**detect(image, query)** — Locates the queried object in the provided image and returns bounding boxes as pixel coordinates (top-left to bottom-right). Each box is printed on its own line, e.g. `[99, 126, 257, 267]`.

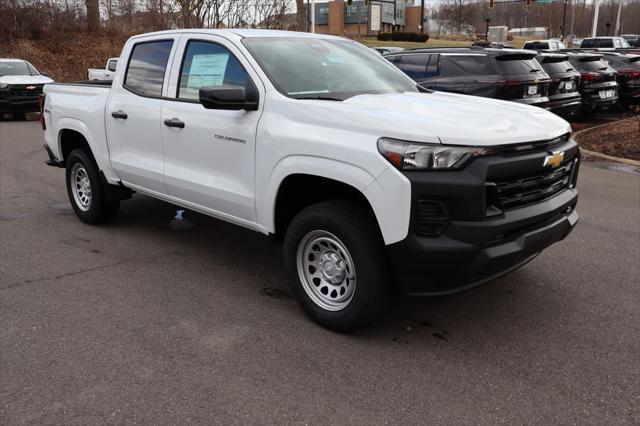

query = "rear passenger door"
[106, 37, 178, 194]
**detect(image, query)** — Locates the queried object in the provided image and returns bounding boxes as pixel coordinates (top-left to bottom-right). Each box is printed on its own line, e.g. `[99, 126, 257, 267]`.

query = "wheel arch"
[260, 156, 411, 245]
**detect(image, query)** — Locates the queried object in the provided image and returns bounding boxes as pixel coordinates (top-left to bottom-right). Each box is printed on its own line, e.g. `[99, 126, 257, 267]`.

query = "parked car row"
[383, 45, 639, 116]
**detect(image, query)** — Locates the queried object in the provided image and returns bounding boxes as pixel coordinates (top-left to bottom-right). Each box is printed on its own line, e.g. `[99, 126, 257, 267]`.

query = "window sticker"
[185, 53, 229, 97]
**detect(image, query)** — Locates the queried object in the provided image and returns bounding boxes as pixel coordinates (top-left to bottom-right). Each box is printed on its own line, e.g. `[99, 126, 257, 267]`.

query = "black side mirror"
[199, 82, 259, 111]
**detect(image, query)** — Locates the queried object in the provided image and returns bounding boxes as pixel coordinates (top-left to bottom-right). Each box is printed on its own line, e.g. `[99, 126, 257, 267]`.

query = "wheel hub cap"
[70, 164, 92, 212]
[296, 230, 356, 311]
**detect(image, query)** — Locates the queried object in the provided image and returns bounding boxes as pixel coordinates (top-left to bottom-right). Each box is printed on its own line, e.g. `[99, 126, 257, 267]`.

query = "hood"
[0, 75, 54, 85]
[340, 91, 570, 146]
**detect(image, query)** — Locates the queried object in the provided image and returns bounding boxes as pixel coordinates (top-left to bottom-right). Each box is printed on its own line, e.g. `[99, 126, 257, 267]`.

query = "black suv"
[535, 52, 582, 116]
[598, 52, 640, 105]
[564, 52, 619, 112]
[384, 48, 551, 109]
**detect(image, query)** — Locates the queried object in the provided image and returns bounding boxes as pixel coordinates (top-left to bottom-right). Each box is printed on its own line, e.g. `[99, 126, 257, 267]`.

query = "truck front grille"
[9, 84, 44, 97]
[490, 161, 575, 210]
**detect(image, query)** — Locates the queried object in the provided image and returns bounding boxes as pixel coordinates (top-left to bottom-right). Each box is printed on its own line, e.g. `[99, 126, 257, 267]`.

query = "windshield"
[576, 58, 611, 71]
[242, 37, 417, 100]
[0, 61, 37, 77]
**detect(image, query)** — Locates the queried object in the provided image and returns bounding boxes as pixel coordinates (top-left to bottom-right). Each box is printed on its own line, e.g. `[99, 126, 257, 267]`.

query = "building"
[312, 0, 419, 36]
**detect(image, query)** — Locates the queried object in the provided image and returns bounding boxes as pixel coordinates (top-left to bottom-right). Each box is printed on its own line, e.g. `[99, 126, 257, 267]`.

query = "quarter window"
[178, 41, 248, 100]
[398, 54, 429, 79]
[124, 40, 173, 97]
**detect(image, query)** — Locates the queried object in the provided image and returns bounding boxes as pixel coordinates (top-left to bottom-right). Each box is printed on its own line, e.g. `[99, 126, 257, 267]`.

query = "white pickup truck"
[87, 57, 118, 81]
[42, 29, 580, 331]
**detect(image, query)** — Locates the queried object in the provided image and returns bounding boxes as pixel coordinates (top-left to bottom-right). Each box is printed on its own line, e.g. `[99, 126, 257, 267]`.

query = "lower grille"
[490, 161, 574, 210]
[415, 200, 448, 236]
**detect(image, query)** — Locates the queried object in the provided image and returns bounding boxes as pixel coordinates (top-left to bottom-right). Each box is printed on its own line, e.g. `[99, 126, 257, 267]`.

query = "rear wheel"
[284, 201, 390, 332]
[65, 149, 119, 224]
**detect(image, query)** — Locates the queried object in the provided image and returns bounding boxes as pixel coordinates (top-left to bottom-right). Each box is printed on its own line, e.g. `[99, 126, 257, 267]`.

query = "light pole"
[420, 0, 425, 34]
[591, 0, 600, 37]
[485, 17, 491, 40]
[561, 0, 568, 41]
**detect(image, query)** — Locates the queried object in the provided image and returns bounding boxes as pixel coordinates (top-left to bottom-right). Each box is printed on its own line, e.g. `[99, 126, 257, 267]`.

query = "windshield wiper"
[529, 69, 541, 72]
[294, 96, 343, 101]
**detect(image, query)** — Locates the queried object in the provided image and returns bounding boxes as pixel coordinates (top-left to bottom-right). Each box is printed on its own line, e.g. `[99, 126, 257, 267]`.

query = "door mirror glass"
[199, 82, 258, 111]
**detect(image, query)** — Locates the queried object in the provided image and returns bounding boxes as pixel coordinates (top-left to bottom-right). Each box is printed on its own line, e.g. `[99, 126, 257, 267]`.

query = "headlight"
[377, 138, 488, 170]
[0, 83, 9, 89]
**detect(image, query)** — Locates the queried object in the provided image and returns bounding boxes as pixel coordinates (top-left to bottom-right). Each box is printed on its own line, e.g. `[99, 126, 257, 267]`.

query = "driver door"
[160, 36, 263, 223]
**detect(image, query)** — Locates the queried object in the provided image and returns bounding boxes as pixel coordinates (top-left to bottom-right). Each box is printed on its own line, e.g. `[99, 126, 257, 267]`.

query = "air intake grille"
[491, 161, 574, 209]
[415, 200, 448, 236]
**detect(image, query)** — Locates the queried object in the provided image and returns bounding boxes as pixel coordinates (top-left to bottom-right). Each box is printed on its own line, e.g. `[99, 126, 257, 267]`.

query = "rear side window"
[398, 54, 429, 79]
[124, 40, 174, 97]
[438, 55, 494, 77]
[177, 41, 249, 100]
[524, 41, 548, 50]
[581, 39, 613, 48]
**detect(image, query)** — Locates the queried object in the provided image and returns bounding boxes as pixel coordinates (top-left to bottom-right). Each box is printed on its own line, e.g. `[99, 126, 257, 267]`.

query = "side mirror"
[199, 82, 259, 111]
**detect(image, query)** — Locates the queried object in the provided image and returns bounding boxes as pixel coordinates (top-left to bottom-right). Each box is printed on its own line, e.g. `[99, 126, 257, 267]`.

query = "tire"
[13, 112, 26, 121]
[65, 149, 119, 224]
[284, 201, 390, 332]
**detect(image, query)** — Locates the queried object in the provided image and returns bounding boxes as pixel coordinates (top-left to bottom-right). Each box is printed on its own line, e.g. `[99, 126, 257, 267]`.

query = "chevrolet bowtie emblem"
[543, 151, 564, 168]
[26, 86, 36, 90]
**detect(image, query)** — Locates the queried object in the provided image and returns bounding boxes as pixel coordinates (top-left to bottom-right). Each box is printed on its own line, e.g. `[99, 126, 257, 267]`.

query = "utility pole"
[591, 0, 600, 37]
[561, 0, 568, 41]
[570, 0, 576, 38]
[311, 0, 315, 33]
[614, 0, 623, 36]
[420, 0, 425, 33]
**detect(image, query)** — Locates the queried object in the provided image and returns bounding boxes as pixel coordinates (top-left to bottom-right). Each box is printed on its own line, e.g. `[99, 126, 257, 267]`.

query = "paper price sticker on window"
[185, 53, 229, 97]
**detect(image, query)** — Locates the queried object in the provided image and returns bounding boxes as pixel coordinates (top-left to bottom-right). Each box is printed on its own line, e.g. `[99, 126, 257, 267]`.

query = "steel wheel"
[297, 230, 356, 311]
[70, 163, 92, 212]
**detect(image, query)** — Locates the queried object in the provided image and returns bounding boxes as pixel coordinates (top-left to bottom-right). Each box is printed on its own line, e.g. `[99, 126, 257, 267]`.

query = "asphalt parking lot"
[1, 118, 639, 424]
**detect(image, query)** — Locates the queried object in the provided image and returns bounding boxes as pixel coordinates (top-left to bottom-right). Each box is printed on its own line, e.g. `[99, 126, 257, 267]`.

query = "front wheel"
[284, 201, 390, 332]
[65, 149, 119, 224]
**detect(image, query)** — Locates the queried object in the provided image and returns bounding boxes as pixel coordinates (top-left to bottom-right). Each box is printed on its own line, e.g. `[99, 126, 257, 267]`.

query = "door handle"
[111, 110, 128, 119]
[164, 118, 185, 129]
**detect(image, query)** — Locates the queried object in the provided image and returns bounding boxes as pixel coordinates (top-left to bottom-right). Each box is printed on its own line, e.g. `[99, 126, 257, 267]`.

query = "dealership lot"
[1, 119, 639, 423]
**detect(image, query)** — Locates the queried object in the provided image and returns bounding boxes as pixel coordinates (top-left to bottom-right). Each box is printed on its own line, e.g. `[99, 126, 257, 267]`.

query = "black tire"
[65, 149, 119, 224]
[283, 201, 390, 332]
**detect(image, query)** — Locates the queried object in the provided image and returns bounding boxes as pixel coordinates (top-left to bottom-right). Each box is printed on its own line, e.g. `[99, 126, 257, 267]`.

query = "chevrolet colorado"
[42, 30, 580, 331]
[1, 58, 53, 118]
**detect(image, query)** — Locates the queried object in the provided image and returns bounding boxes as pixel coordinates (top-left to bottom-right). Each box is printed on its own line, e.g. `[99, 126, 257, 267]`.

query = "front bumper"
[0, 96, 40, 113]
[387, 138, 580, 297]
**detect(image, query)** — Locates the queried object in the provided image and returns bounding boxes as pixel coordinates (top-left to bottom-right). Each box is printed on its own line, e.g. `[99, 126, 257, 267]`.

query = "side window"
[178, 40, 248, 100]
[438, 56, 494, 77]
[124, 40, 173, 97]
[398, 54, 429, 79]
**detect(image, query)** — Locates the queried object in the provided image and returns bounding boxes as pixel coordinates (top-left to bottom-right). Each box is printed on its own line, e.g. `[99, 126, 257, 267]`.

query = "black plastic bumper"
[387, 138, 580, 297]
[548, 92, 582, 116]
[512, 96, 550, 109]
[0, 97, 40, 113]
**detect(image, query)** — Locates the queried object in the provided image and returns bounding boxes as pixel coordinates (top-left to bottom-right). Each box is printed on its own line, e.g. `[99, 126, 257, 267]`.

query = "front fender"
[258, 155, 411, 245]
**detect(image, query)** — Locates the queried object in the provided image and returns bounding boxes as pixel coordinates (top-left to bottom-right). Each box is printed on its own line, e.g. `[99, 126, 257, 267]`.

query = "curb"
[573, 117, 640, 167]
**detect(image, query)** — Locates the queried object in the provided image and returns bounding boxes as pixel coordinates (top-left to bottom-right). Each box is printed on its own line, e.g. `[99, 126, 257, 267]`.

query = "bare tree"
[85, 0, 100, 32]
